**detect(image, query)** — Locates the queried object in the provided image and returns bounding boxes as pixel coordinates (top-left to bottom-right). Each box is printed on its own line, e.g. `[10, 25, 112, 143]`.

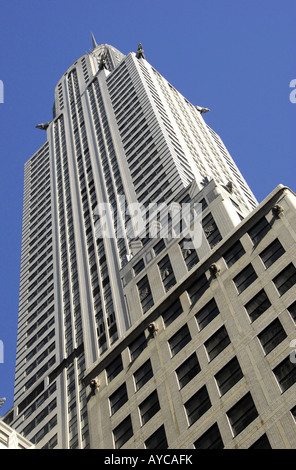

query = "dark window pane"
[179, 238, 199, 270]
[202, 213, 222, 248]
[113, 415, 133, 449]
[139, 390, 160, 425]
[158, 255, 176, 292]
[273, 264, 296, 296]
[195, 298, 219, 330]
[258, 319, 287, 354]
[169, 324, 191, 357]
[187, 273, 209, 305]
[244, 290, 271, 322]
[223, 240, 245, 268]
[233, 264, 257, 294]
[153, 239, 166, 255]
[162, 300, 183, 327]
[288, 301, 296, 322]
[109, 383, 128, 415]
[249, 434, 272, 449]
[145, 425, 168, 449]
[248, 217, 270, 245]
[106, 355, 123, 382]
[227, 393, 258, 437]
[129, 332, 147, 361]
[194, 423, 224, 449]
[133, 259, 145, 275]
[259, 239, 285, 269]
[176, 353, 201, 389]
[137, 275, 154, 313]
[290, 404, 296, 420]
[205, 325, 231, 361]
[134, 359, 153, 391]
[185, 385, 211, 426]
[273, 356, 296, 392]
[215, 356, 243, 395]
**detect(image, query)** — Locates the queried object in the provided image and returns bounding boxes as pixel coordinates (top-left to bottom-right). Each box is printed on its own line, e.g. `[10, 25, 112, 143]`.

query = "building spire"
[91, 31, 98, 50]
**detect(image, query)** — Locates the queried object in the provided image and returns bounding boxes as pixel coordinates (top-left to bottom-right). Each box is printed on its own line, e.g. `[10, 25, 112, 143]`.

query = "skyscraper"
[9, 38, 260, 449]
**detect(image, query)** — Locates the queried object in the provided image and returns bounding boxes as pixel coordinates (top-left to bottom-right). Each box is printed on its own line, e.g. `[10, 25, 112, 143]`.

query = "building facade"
[0, 419, 34, 449]
[84, 183, 296, 449]
[9, 37, 295, 450]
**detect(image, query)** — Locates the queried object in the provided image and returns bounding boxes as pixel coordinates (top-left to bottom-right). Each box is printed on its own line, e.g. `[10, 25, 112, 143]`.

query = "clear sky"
[0, 0, 295, 417]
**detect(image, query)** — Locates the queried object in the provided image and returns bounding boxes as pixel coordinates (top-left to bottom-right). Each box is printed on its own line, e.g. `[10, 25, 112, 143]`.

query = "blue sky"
[0, 0, 295, 417]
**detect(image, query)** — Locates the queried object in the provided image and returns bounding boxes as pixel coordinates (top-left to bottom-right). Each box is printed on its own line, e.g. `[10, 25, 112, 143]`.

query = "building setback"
[84, 183, 296, 449]
[5, 37, 296, 449]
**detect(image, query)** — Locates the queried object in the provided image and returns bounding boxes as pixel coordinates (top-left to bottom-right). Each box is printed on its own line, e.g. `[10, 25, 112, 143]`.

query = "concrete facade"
[84, 184, 296, 449]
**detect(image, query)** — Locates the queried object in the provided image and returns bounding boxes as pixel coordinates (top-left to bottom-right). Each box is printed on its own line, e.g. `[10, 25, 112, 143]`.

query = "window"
[259, 239, 285, 268]
[137, 275, 154, 313]
[176, 353, 201, 389]
[185, 385, 211, 426]
[223, 240, 245, 268]
[153, 239, 166, 255]
[113, 415, 133, 449]
[227, 392, 258, 437]
[205, 325, 231, 361]
[187, 273, 209, 305]
[158, 255, 176, 292]
[244, 289, 271, 322]
[134, 359, 153, 391]
[248, 217, 270, 245]
[139, 390, 160, 425]
[288, 300, 296, 322]
[133, 259, 145, 275]
[233, 264, 257, 294]
[194, 423, 224, 449]
[106, 355, 123, 382]
[273, 263, 296, 296]
[145, 425, 168, 449]
[195, 298, 220, 331]
[273, 356, 296, 392]
[109, 383, 128, 415]
[168, 324, 191, 357]
[129, 332, 147, 361]
[258, 319, 287, 355]
[290, 404, 296, 421]
[249, 434, 272, 449]
[215, 357, 243, 396]
[202, 213, 222, 248]
[162, 300, 183, 327]
[179, 238, 199, 270]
